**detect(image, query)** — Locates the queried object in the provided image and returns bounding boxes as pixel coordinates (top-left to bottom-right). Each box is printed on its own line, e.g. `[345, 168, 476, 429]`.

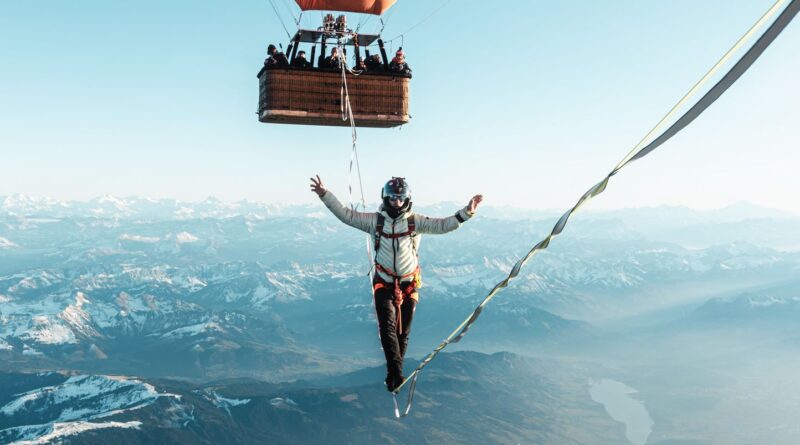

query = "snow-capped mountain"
[686, 282, 800, 327]
[1, 198, 799, 377]
[0, 352, 632, 445]
[0, 194, 320, 221]
[2, 199, 800, 444]
[0, 373, 178, 444]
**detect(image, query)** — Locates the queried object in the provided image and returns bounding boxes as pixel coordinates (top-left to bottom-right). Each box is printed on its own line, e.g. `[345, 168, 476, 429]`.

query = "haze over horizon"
[3, 192, 800, 218]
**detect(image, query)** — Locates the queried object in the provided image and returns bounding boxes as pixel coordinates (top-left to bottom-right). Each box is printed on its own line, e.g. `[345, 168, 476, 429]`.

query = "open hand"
[310, 175, 327, 197]
[468, 194, 483, 213]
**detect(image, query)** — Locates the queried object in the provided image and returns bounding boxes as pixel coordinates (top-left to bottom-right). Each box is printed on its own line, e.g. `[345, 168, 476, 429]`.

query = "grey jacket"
[320, 191, 474, 283]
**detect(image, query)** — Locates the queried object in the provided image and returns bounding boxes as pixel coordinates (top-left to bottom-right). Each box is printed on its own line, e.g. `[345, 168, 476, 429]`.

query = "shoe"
[385, 373, 406, 392]
[385, 373, 396, 392]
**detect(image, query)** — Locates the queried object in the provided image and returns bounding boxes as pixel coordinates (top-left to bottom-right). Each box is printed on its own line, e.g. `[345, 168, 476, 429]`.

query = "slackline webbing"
[390, 0, 799, 418]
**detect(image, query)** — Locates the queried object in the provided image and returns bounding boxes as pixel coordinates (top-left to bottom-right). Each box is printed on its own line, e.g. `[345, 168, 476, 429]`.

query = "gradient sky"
[1, 0, 798, 213]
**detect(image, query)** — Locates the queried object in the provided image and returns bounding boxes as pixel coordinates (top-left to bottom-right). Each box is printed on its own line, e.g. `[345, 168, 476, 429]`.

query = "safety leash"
[337, 43, 374, 276]
[391, 372, 418, 418]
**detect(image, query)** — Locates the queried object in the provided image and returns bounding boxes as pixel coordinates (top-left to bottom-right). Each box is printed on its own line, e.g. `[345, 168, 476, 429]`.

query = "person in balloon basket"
[324, 47, 342, 70]
[291, 50, 311, 69]
[365, 54, 385, 72]
[389, 48, 411, 76]
[310, 175, 483, 391]
[265, 44, 289, 67]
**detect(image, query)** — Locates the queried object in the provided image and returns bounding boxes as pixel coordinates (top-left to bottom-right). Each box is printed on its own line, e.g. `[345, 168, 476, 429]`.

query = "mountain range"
[2, 196, 799, 443]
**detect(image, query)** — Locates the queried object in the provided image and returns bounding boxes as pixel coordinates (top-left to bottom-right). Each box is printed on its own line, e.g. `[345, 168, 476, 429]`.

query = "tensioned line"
[390, 0, 799, 418]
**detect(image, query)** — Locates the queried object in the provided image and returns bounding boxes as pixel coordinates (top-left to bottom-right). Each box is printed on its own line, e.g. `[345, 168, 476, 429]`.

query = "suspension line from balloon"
[279, 0, 300, 26]
[267, 0, 293, 39]
[384, 0, 454, 43]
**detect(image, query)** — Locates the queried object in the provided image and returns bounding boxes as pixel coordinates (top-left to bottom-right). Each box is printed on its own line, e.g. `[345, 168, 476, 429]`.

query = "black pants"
[374, 285, 417, 378]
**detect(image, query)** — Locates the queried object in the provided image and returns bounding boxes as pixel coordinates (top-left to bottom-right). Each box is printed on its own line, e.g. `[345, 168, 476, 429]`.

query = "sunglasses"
[387, 194, 407, 202]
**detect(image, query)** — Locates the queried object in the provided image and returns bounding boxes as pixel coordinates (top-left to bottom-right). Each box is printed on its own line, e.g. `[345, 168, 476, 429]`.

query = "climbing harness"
[372, 213, 420, 334]
[373, 214, 417, 253]
[373, 264, 418, 334]
[388, 0, 800, 418]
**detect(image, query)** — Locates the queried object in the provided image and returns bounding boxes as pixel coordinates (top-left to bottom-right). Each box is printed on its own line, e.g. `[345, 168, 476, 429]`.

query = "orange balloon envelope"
[294, 0, 396, 15]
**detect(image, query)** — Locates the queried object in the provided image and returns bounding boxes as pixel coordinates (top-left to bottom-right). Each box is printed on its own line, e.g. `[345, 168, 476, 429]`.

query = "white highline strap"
[390, 0, 798, 418]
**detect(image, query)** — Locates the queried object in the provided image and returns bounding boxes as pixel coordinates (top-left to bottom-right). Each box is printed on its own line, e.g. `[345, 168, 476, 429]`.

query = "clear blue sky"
[1, 0, 798, 213]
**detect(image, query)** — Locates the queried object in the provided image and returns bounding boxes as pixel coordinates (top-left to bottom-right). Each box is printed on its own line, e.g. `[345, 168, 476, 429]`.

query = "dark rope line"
[384, 0, 453, 43]
[267, 0, 293, 39]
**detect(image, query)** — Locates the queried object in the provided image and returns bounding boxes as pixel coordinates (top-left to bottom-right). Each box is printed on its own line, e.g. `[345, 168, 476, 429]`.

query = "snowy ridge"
[8, 420, 142, 445]
[198, 389, 250, 416]
[175, 231, 199, 244]
[0, 237, 19, 249]
[161, 320, 225, 338]
[0, 375, 178, 444]
[748, 295, 800, 307]
[5, 272, 64, 295]
[685, 284, 800, 326]
[0, 375, 171, 417]
[0, 194, 319, 220]
[10, 293, 99, 346]
[269, 397, 298, 408]
[119, 234, 160, 243]
[264, 272, 311, 303]
[0, 287, 211, 351]
[57, 293, 100, 339]
[19, 316, 76, 345]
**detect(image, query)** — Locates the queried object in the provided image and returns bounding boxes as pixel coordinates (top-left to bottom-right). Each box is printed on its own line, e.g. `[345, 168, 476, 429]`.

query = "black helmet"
[382, 177, 411, 201]
[382, 177, 412, 215]
[267, 44, 277, 54]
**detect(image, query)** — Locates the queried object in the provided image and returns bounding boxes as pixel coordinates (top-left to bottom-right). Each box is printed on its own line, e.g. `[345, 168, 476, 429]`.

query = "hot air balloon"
[257, 0, 410, 128]
[295, 0, 396, 15]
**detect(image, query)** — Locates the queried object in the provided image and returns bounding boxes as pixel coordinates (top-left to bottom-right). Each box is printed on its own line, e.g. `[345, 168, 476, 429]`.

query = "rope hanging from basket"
[336, 43, 373, 272]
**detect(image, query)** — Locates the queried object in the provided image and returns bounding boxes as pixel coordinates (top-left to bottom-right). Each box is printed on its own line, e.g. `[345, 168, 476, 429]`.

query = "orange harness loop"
[374, 264, 419, 335]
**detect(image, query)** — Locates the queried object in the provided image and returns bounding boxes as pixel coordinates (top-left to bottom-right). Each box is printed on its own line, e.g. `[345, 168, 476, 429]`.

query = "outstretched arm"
[416, 194, 483, 234]
[310, 175, 375, 234]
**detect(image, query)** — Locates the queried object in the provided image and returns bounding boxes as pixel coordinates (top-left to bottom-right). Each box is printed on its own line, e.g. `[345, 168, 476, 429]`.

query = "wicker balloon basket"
[258, 68, 410, 128]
